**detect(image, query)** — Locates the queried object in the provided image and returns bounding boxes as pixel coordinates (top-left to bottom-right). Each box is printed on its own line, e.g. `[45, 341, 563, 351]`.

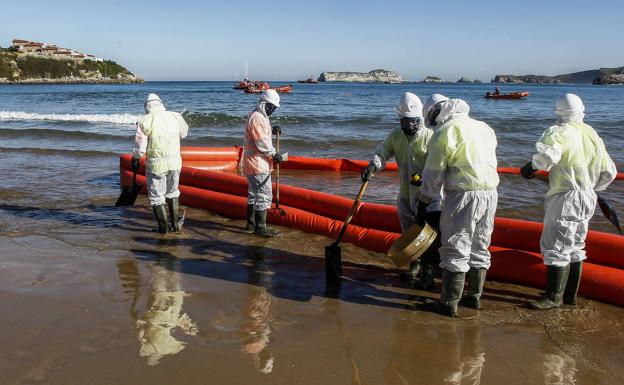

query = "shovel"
[274, 130, 287, 216]
[325, 175, 372, 282]
[115, 170, 142, 207]
[597, 195, 622, 235]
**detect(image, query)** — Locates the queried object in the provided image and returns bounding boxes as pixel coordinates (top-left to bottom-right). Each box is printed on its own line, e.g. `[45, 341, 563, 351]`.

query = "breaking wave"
[0, 111, 141, 124]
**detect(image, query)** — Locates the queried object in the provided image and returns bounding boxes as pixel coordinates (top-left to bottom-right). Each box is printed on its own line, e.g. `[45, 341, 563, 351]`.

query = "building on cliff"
[11, 39, 103, 62]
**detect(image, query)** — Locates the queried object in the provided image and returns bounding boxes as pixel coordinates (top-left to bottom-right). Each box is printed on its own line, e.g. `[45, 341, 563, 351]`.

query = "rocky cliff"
[318, 69, 402, 82]
[493, 67, 624, 84]
[0, 48, 142, 84]
[593, 73, 624, 85]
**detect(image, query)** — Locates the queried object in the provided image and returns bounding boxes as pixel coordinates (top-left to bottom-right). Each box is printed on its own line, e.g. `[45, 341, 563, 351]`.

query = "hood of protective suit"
[256, 100, 270, 118]
[422, 94, 449, 120]
[436, 99, 470, 125]
[396, 92, 423, 118]
[145, 95, 166, 114]
[555, 93, 585, 124]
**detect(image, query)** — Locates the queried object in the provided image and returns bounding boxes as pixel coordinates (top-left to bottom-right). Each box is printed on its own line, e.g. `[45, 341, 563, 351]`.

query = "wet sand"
[2, 198, 624, 385]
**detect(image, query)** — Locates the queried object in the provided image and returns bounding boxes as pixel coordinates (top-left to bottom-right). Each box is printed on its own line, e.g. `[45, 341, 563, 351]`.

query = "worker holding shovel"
[361, 92, 439, 289]
[241, 89, 284, 237]
[520, 93, 617, 310]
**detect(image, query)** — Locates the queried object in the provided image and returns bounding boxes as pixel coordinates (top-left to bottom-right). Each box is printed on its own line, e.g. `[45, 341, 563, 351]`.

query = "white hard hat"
[555, 93, 584, 116]
[423, 93, 450, 120]
[261, 89, 280, 107]
[395, 92, 423, 118]
[145, 93, 162, 104]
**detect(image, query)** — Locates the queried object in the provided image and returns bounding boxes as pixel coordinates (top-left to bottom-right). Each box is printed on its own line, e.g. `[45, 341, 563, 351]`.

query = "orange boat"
[273, 84, 293, 93]
[245, 84, 292, 94]
[242, 82, 271, 93]
[119, 147, 624, 308]
[485, 91, 529, 99]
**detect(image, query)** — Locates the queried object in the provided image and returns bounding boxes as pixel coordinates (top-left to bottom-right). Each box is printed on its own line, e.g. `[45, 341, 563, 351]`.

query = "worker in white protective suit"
[520, 93, 616, 310]
[133, 93, 189, 234]
[361, 92, 438, 289]
[417, 99, 499, 317]
[241, 89, 283, 237]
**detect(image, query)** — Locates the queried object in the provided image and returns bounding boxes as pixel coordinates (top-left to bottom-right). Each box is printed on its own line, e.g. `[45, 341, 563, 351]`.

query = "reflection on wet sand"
[240, 247, 274, 374]
[543, 350, 577, 385]
[118, 258, 198, 366]
[384, 319, 485, 385]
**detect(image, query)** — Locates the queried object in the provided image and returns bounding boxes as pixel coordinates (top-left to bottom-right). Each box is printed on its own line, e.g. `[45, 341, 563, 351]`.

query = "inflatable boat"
[119, 147, 624, 307]
[485, 91, 529, 99]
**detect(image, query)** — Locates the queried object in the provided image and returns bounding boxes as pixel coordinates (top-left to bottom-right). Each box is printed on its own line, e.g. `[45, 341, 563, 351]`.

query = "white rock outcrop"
[318, 69, 402, 82]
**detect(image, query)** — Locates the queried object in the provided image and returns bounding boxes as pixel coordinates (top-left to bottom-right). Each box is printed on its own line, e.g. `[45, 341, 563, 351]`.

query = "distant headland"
[493, 67, 624, 85]
[0, 39, 142, 84]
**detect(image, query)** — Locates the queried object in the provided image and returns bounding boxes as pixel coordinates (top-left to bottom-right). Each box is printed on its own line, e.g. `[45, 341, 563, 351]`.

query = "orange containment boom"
[120, 147, 624, 307]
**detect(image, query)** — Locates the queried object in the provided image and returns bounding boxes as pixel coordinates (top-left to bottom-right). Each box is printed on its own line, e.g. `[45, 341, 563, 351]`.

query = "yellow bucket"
[387, 223, 438, 267]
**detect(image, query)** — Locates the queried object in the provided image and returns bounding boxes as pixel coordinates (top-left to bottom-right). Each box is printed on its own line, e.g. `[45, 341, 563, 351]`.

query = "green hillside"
[0, 47, 141, 83]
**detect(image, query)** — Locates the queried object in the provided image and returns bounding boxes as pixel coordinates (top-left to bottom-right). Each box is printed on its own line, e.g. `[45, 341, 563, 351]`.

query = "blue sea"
[0, 81, 622, 232]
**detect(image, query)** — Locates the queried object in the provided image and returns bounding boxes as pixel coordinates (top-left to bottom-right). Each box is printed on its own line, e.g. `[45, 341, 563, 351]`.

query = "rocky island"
[493, 67, 624, 84]
[318, 69, 402, 83]
[0, 39, 142, 84]
[423, 76, 447, 83]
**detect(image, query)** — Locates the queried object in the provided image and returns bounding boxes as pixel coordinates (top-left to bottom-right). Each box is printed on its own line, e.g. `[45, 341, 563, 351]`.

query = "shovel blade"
[598, 195, 623, 234]
[324, 244, 342, 281]
[115, 184, 142, 207]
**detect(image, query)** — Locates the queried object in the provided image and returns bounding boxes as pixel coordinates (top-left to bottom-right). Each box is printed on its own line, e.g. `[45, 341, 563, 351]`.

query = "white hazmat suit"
[420, 99, 499, 273]
[368, 92, 437, 232]
[531, 93, 616, 267]
[133, 94, 189, 206]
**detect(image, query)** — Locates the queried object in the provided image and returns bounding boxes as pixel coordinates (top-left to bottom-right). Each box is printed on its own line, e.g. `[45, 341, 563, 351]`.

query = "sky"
[1, 0, 623, 81]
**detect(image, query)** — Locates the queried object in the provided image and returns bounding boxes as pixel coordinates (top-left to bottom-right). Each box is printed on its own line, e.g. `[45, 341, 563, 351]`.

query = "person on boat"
[132, 93, 189, 234]
[361, 92, 438, 289]
[520, 93, 616, 310]
[417, 99, 499, 317]
[242, 89, 283, 237]
[494, 86, 501, 95]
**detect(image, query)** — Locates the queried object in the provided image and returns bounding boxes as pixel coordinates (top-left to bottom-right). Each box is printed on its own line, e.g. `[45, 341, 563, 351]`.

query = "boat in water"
[244, 84, 293, 94]
[297, 75, 318, 84]
[119, 147, 624, 307]
[485, 91, 529, 99]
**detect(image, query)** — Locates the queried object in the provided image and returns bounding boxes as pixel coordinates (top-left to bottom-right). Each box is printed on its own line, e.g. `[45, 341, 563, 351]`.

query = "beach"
[1, 82, 624, 384]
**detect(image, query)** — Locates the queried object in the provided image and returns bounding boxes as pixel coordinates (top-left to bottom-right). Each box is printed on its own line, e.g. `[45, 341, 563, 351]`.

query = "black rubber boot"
[529, 265, 569, 310]
[151, 204, 169, 234]
[419, 262, 436, 291]
[460, 267, 487, 309]
[399, 260, 421, 285]
[563, 261, 583, 305]
[166, 198, 180, 232]
[253, 210, 279, 238]
[245, 204, 256, 232]
[420, 269, 465, 318]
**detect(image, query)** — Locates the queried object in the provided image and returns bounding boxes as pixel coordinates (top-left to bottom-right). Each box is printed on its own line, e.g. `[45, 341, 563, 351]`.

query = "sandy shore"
[1, 199, 623, 385]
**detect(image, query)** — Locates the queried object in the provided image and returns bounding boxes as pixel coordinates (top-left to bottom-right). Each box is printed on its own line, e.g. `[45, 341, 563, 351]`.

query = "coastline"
[0, 77, 143, 85]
